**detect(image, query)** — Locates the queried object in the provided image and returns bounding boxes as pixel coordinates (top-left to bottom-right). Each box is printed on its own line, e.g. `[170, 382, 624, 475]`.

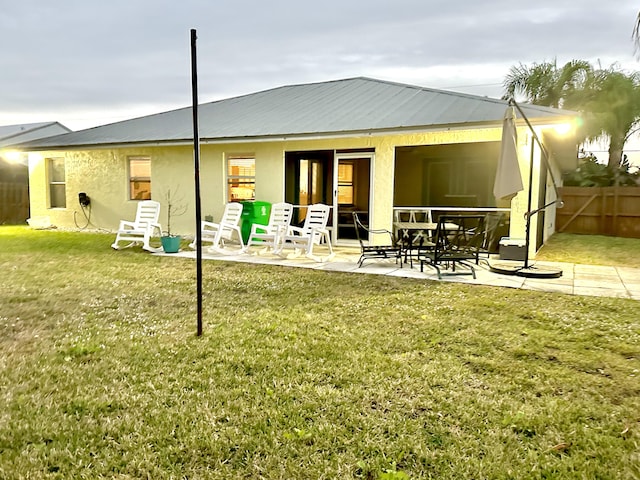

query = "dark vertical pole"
[191, 29, 203, 336]
[523, 139, 535, 269]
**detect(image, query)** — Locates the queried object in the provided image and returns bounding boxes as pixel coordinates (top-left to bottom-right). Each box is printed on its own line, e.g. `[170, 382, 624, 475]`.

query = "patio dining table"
[393, 221, 459, 266]
[394, 221, 459, 239]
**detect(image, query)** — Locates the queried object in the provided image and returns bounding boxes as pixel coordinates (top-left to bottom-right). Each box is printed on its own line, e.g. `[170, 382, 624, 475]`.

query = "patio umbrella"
[489, 101, 562, 279]
[493, 106, 524, 201]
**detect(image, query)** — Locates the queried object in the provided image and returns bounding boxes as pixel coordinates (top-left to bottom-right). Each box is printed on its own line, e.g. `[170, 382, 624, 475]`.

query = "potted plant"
[160, 186, 188, 253]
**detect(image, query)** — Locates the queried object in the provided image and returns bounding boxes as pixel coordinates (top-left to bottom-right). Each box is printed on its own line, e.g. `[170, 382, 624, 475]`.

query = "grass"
[0, 226, 639, 479]
[536, 232, 640, 268]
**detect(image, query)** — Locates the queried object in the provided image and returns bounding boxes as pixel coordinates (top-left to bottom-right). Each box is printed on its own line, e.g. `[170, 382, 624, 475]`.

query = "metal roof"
[16, 77, 577, 150]
[0, 122, 72, 148]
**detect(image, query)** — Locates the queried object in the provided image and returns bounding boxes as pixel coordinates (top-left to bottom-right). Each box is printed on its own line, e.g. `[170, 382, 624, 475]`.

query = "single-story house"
[14, 77, 579, 254]
[1, 122, 71, 224]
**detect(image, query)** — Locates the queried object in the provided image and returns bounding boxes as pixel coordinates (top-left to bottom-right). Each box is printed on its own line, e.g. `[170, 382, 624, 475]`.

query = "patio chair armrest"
[368, 227, 397, 245]
[149, 222, 162, 235]
[118, 220, 135, 230]
[306, 227, 332, 244]
[287, 225, 305, 236]
[201, 220, 220, 231]
[250, 222, 269, 235]
[313, 227, 331, 237]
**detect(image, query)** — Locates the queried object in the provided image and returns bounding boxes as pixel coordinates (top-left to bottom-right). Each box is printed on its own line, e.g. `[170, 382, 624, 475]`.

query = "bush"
[563, 154, 640, 187]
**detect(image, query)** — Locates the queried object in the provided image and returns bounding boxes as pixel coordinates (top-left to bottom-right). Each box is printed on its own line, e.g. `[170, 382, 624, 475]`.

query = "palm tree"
[503, 61, 640, 169]
[576, 68, 640, 168]
[502, 59, 591, 108]
[633, 12, 640, 56]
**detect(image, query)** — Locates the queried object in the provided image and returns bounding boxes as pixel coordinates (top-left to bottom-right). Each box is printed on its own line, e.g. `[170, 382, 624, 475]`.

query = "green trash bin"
[239, 201, 271, 243]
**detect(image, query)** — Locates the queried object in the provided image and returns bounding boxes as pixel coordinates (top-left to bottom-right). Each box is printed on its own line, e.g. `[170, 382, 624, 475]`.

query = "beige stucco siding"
[27, 123, 566, 252]
[27, 143, 288, 235]
[29, 149, 129, 229]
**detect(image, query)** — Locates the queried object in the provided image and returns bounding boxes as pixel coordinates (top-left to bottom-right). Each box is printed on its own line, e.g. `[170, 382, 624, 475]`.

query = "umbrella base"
[488, 261, 563, 278]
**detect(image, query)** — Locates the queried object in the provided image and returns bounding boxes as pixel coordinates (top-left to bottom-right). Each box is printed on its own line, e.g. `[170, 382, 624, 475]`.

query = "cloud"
[1, 0, 638, 129]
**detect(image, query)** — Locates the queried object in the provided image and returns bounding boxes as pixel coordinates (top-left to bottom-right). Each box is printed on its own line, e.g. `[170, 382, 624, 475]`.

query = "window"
[337, 161, 354, 204]
[48, 158, 66, 208]
[227, 155, 255, 202]
[129, 156, 151, 200]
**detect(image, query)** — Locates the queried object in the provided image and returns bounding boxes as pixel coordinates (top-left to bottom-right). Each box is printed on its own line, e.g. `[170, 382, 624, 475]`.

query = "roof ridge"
[353, 77, 577, 114]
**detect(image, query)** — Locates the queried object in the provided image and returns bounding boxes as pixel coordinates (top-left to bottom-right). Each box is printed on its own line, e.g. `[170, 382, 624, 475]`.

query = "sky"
[1, 0, 639, 143]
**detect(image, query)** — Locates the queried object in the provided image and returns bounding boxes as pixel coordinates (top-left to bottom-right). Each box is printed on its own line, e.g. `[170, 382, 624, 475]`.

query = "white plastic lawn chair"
[189, 202, 245, 254]
[244, 202, 294, 254]
[111, 200, 162, 252]
[279, 203, 334, 262]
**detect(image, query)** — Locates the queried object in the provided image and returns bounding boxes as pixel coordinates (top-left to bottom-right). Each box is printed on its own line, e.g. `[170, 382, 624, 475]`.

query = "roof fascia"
[18, 116, 575, 151]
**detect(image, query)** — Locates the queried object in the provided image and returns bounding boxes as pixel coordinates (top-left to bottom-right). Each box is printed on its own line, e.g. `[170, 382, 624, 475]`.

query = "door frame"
[284, 150, 334, 225]
[332, 151, 374, 244]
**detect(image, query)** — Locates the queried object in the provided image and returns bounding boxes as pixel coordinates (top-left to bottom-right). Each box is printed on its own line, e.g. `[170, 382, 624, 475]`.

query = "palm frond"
[633, 11, 640, 57]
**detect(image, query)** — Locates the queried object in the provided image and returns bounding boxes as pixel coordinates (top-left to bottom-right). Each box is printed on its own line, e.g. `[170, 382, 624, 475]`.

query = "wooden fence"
[557, 186, 640, 238]
[0, 182, 29, 224]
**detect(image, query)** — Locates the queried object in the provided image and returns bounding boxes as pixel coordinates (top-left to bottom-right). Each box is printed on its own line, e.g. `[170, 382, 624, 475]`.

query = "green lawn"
[536, 232, 640, 268]
[1, 226, 639, 479]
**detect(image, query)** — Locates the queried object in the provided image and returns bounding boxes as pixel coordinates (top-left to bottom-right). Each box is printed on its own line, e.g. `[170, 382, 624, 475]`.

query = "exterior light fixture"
[554, 123, 572, 135]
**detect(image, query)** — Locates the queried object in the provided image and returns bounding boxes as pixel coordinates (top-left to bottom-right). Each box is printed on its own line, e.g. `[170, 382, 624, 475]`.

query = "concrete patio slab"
[156, 248, 639, 301]
[573, 286, 631, 299]
[521, 282, 575, 295]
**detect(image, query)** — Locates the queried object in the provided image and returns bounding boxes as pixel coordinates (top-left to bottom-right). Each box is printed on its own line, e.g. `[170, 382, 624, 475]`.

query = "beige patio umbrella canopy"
[493, 106, 524, 201]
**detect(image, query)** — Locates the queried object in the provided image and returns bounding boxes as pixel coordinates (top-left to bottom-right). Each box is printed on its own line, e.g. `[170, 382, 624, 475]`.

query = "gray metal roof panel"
[16, 77, 577, 150]
[0, 122, 72, 147]
[0, 122, 61, 139]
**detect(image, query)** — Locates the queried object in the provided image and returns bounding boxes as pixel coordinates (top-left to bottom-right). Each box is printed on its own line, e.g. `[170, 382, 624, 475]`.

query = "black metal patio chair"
[418, 215, 486, 279]
[481, 212, 505, 257]
[353, 212, 402, 268]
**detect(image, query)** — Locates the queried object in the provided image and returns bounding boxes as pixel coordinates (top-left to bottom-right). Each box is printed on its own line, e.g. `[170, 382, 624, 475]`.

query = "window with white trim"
[48, 157, 66, 208]
[227, 155, 255, 202]
[129, 156, 151, 200]
[337, 161, 355, 205]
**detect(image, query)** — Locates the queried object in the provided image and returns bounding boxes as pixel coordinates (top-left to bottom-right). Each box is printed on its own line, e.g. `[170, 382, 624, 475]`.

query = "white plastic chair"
[189, 202, 245, 254]
[111, 200, 162, 252]
[279, 203, 334, 262]
[244, 202, 294, 254]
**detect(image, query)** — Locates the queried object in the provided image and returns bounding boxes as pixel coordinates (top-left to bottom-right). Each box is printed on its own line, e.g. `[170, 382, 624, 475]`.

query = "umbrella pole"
[523, 139, 535, 269]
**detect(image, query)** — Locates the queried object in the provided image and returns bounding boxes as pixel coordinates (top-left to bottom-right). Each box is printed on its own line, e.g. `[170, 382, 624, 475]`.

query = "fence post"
[601, 187, 606, 235]
[613, 187, 619, 237]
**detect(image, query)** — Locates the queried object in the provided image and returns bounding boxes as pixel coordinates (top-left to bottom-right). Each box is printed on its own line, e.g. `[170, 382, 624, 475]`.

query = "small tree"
[162, 186, 188, 237]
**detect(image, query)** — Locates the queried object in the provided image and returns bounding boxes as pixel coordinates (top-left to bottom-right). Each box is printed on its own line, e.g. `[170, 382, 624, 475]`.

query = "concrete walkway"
[158, 246, 640, 301]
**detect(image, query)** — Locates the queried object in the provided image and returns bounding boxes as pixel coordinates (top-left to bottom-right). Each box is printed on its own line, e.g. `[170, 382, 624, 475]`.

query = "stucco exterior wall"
[507, 131, 533, 252]
[27, 143, 287, 235]
[506, 127, 567, 258]
[27, 123, 566, 251]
